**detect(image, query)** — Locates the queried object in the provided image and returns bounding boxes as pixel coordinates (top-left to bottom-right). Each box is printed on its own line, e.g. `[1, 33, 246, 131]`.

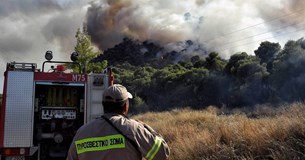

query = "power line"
[213, 26, 305, 53]
[203, 7, 305, 44]
[209, 20, 305, 51]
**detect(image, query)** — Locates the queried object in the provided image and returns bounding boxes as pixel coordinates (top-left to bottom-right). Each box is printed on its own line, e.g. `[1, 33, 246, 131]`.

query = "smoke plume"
[86, 0, 305, 59]
[1, 0, 305, 93]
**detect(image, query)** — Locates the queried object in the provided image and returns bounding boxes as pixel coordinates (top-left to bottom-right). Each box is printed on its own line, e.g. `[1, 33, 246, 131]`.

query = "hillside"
[133, 103, 305, 160]
[90, 37, 305, 112]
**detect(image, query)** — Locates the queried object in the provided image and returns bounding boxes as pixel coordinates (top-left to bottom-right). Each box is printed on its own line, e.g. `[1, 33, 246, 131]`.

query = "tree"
[254, 41, 281, 72]
[225, 52, 249, 76]
[269, 39, 305, 102]
[204, 52, 226, 72]
[69, 27, 107, 73]
[225, 52, 269, 106]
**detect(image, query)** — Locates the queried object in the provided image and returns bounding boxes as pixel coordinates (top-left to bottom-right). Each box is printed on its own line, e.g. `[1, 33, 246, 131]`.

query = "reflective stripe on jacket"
[66, 113, 170, 160]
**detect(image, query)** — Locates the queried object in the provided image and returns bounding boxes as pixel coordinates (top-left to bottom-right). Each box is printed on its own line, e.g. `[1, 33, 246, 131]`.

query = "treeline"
[92, 37, 305, 113]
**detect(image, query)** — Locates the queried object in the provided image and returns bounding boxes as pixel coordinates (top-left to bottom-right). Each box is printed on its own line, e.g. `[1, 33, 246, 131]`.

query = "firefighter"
[66, 84, 170, 160]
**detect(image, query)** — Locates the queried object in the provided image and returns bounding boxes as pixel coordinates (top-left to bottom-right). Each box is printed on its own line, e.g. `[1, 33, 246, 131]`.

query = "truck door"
[3, 71, 35, 148]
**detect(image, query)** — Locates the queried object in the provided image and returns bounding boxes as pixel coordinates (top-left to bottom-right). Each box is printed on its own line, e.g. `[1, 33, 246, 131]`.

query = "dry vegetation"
[133, 103, 305, 160]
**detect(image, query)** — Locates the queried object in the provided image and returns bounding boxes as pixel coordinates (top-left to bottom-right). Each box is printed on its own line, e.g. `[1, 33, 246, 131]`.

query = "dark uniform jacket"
[66, 113, 170, 160]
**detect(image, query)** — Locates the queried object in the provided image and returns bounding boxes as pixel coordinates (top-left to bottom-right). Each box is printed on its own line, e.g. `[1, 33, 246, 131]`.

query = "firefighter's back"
[67, 113, 170, 160]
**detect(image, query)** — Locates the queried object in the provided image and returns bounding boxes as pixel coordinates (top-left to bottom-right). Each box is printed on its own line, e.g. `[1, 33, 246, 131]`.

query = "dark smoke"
[86, 0, 305, 59]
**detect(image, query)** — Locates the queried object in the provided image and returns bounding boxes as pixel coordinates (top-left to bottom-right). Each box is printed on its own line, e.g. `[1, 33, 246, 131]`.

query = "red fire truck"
[0, 51, 113, 160]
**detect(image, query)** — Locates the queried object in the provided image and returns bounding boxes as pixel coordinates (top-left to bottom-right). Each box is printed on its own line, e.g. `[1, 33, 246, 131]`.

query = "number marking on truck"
[72, 75, 86, 82]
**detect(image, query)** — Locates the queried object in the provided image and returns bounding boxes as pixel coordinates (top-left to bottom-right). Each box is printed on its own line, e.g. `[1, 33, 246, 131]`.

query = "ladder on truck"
[7, 62, 37, 71]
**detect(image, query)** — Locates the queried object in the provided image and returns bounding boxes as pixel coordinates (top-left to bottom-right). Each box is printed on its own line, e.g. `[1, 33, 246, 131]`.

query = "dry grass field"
[133, 103, 305, 160]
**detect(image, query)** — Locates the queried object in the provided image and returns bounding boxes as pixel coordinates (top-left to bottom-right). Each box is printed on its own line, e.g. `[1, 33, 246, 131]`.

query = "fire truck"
[0, 51, 113, 160]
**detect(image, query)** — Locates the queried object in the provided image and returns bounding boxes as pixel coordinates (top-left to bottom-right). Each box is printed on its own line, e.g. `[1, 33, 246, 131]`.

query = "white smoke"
[86, 0, 305, 59]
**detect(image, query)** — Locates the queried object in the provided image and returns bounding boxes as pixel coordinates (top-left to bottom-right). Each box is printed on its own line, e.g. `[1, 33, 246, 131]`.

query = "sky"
[1, 0, 305, 93]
